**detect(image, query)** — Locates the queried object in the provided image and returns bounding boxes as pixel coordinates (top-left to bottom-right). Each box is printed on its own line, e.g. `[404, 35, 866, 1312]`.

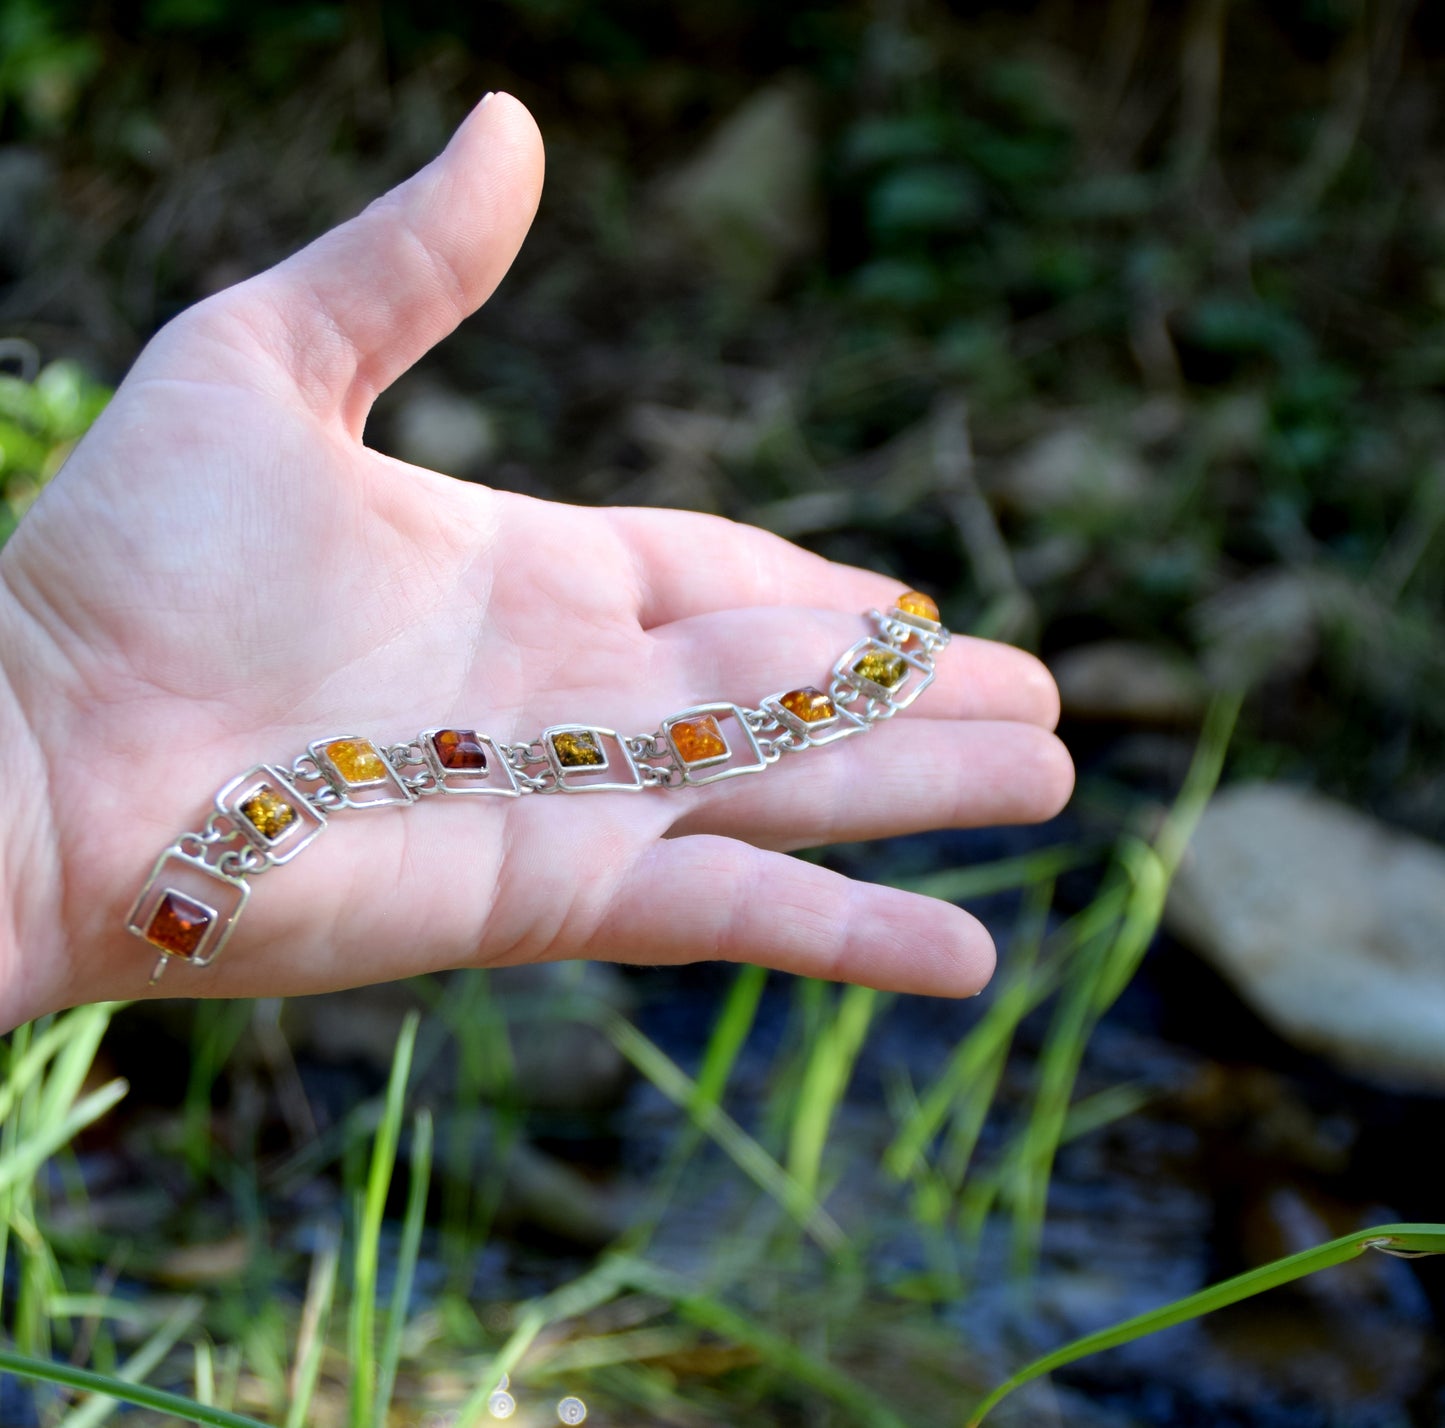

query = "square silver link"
[833, 638, 936, 709]
[761, 692, 870, 745]
[542, 725, 643, 791]
[662, 703, 767, 785]
[419, 729, 520, 797]
[217, 764, 327, 862]
[309, 735, 415, 808]
[126, 849, 250, 968]
[874, 607, 950, 657]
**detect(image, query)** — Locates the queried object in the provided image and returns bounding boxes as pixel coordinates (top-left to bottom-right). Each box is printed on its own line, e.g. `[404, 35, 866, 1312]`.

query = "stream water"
[623, 822, 1445, 1428]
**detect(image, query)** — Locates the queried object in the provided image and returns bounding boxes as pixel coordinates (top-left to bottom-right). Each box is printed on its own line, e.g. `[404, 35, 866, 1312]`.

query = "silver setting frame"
[663, 703, 767, 785]
[543, 725, 643, 792]
[217, 764, 326, 863]
[886, 603, 944, 635]
[833, 638, 936, 709]
[873, 607, 950, 657]
[420, 728, 520, 797]
[125, 849, 250, 968]
[761, 691, 869, 746]
[309, 736, 415, 808]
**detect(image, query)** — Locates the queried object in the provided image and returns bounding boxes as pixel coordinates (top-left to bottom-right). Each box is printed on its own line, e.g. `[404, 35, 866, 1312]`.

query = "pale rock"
[392, 384, 497, 476]
[1051, 640, 1207, 723]
[655, 81, 820, 297]
[1165, 783, 1445, 1090]
[999, 425, 1150, 514]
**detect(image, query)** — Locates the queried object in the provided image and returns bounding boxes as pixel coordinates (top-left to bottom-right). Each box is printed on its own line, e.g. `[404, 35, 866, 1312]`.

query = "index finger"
[606, 505, 922, 630]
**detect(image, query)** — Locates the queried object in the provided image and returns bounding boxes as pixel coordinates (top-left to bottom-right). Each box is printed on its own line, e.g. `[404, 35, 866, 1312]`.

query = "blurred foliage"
[0, 351, 110, 546]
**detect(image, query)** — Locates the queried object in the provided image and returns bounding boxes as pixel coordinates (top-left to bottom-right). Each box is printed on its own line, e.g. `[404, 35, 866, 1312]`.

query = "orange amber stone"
[896, 590, 940, 622]
[779, 686, 836, 724]
[853, 650, 907, 689]
[240, 785, 296, 840]
[145, 891, 212, 959]
[670, 714, 729, 764]
[433, 728, 488, 772]
[325, 739, 388, 785]
[552, 730, 605, 767]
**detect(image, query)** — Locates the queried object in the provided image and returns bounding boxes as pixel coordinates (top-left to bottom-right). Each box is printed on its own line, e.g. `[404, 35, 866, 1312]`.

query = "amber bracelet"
[126, 592, 949, 984]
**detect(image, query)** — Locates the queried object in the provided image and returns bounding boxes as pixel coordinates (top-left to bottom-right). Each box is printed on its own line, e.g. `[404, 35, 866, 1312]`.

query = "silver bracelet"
[126, 592, 949, 984]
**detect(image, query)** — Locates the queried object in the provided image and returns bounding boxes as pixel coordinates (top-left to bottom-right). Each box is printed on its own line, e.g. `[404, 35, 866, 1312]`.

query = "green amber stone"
[853, 650, 907, 689]
[552, 730, 605, 767]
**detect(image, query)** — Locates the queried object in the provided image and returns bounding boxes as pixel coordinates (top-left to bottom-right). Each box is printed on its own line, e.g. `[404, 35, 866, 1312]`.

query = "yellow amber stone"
[325, 738, 389, 786]
[779, 686, 836, 724]
[670, 714, 728, 764]
[240, 785, 297, 840]
[896, 590, 940, 622]
[853, 650, 907, 689]
[552, 730, 605, 767]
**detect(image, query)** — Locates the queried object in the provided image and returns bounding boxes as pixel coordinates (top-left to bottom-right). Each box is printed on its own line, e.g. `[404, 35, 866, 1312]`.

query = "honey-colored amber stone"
[853, 650, 907, 689]
[239, 785, 297, 841]
[552, 730, 605, 767]
[433, 728, 488, 772]
[146, 891, 212, 959]
[325, 739, 388, 786]
[896, 590, 940, 622]
[779, 686, 836, 724]
[670, 714, 729, 764]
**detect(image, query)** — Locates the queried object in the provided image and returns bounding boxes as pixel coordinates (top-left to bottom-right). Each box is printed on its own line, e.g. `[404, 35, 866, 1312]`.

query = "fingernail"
[479, 91, 496, 107]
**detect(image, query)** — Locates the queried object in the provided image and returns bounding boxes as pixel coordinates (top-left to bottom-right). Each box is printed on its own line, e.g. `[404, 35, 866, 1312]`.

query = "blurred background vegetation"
[2, 1, 1444, 1425]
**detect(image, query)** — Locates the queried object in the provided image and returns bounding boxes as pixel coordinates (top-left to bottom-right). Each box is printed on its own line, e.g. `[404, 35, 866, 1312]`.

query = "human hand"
[0, 94, 1072, 1030]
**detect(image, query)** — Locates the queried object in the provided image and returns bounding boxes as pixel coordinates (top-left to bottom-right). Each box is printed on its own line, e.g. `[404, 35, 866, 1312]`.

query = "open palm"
[0, 95, 1071, 1028]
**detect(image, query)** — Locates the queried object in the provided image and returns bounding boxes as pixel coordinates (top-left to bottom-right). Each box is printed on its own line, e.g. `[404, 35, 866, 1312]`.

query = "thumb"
[156, 92, 545, 435]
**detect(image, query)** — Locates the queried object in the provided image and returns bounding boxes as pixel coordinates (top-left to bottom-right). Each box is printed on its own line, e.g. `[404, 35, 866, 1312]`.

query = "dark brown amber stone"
[552, 730, 605, 767]
[433, 728, 489, 772]
[146, 891, 213, 959]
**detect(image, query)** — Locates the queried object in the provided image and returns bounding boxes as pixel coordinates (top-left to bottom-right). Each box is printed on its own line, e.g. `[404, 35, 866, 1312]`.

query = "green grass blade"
[888, 845, 1091, 903]
[374, 1107, 433, 1428]
[601, 1012, 845, 1253]
[624, 964, 772, 1258]
[966, 1223, 1445, 1426]
[787, 984, 878, 1199]
[38, 1005, 120, 1134]
[0, 1347, 270, 1428]
[1010, 691, 1241, 1274]
[0, 1013, 94, 1127]
[285, 1219, 341, 1428]
[887, 882, 1052, 1184]
[348, 1009, 419, 1428]
[194, 1338, 215, 1407]
[0, 1079, 128, 1198]
[694, 963, 767, 1109]
[184, 1001, 255, 1180]
[55, 1295, 202, 1428]
[621, 1258, 912, 1428]
[456, 1256, 635, 1428]
[45, 1295, 192, 1327]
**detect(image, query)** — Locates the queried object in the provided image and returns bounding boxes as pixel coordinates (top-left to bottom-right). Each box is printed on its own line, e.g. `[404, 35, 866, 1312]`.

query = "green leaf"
[966, 1223, 1445, 1425]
